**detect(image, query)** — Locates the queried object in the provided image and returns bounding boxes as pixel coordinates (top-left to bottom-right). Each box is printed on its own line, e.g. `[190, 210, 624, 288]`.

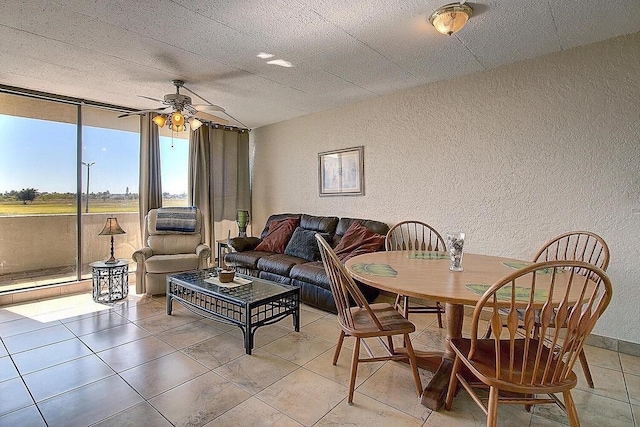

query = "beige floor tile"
[0, 316, 61, 338]
[299, 303, 329, 316]
[316, 391, 424, 427]
[97, 336, 176, 372]
[120, 351, 209, 399]
[149, 371, 250, 426]
[261, 331, 334, 365]
[134, 310, 198, 335]
[182, 333, 246, 369]
[11, 338, 92, 375]
[214, 348, 298, 394]
[0, 343, 6, 358]
[528, 414, 568, 426]
[411, 326, 448, 352]
[3, 324, 75, 354]
[356, 361, 432, 421]
[63, 310, 129, 336]
[0, 308, 23, 323]
[427, 390, 532, 427]
[0, 405, 46, 426]
[23, 354, 115, 402]
[257, 368, 347, 426]
[632, 404, 639, 426]
[533, 388, 634, 426]
[0, 355, 19, 382]
[155, 320, 226, 349]
[37, 375, 143, 427]
[0, 377, 34, 417]
[205, 396, 302, 427]
[627, 373, 639, 406]
[572, 364, 630, 403]
[303, 345, 384, 389]
[300, 317, 342, 343]
[92, 402, 172, 427]
[582, 344, 622, 371]
[115, 300, 166, 322]
[622, 353, 640, 376]
[79, 322, 150, 353]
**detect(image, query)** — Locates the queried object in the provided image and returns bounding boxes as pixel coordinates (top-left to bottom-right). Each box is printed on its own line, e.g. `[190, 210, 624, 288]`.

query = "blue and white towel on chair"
[156, 207, 197, 232]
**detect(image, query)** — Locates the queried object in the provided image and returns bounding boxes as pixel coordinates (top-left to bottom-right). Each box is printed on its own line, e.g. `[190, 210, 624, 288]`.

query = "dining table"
[345, 250, 587, 410]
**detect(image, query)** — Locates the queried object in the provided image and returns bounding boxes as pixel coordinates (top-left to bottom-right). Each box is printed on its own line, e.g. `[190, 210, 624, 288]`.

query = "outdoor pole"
[82, 162, 95, 213]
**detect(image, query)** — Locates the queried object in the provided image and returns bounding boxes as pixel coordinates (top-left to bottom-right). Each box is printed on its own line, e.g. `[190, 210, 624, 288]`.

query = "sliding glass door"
[0, 92, 141, 292]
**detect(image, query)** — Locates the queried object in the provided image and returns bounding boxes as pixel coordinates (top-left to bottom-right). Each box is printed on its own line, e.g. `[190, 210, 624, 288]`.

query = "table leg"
[420, 303, 464, 410]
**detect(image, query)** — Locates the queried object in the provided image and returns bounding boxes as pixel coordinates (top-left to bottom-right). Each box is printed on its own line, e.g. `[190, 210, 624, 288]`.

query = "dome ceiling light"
[429, 2, 473, 36]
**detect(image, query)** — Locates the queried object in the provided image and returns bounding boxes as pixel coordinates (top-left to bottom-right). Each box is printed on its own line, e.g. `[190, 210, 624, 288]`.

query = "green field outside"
[0, 199, 188, 215]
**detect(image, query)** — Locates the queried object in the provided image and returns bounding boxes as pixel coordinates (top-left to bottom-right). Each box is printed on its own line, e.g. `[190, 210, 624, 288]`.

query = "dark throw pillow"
[284, 227, 330, 261]
[254, 217, 300, 253]
[334, 221, 386, 262]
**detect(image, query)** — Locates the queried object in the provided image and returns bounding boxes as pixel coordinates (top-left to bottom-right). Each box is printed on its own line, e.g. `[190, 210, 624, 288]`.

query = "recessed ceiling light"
[267, 59, 294, 68]
[257, 52, 274, 59]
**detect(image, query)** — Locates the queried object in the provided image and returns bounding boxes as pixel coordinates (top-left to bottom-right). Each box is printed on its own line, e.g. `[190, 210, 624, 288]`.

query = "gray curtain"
[138, 113, 162, 292]
[189, 124, 250, 250]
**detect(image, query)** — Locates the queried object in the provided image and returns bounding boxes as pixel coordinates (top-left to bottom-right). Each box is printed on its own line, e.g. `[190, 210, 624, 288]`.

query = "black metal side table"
[90, 260, 129, 303]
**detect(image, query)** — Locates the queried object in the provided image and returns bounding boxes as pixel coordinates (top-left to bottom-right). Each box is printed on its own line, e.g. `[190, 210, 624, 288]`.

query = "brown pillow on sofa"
[334, 221, 386, 262]
[255, 217, 300, 253]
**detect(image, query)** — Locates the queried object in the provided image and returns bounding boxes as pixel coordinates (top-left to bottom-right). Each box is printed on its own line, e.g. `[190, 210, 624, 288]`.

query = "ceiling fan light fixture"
[189, 117, 203, 131]
[152, 114, 167, 127]
[170, 111, 185, 127]
[429, 2, 473, 36]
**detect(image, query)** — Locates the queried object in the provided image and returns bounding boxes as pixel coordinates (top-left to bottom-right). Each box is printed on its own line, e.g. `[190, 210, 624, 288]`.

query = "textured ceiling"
[1, 0, 639, 129]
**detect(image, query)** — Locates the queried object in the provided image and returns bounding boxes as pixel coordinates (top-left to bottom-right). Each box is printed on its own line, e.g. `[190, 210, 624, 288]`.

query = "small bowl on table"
[218, 269, 236, 283]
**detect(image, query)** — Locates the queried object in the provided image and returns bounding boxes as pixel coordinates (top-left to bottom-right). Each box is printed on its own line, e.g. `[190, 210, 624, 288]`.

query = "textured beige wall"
[251, 32, 640, 344]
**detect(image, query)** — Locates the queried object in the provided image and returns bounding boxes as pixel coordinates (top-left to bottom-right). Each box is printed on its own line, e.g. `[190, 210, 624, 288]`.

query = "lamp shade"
[189, 117, 203, 131]
[171, 111, 185, 127]
[152, 114, 167, 127]
[99, 217, 126, 236]
[429, 3, 472, 36]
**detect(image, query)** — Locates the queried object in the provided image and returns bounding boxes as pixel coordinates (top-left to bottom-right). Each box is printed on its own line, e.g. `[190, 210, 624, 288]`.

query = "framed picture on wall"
[318, 146, 364, 196]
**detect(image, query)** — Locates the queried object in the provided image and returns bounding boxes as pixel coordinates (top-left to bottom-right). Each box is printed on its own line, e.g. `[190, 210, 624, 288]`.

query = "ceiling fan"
[118, 79, 244, 130]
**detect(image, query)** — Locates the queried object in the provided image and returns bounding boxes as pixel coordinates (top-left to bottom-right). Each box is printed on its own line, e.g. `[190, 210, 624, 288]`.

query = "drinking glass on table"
[446, 232, 465, 271]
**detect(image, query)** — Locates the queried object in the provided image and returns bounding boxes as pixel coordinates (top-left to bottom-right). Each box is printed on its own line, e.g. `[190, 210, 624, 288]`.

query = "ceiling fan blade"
[181, 84, 221, 109]
[117, 107, 168, 118]
[193, 104, 225, 112]
[138, 95, 165, 103]
[194, 111, 229, 125]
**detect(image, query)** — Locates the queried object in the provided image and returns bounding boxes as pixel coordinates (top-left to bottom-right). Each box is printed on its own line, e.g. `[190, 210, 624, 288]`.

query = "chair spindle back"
[385, 221, 446, 252]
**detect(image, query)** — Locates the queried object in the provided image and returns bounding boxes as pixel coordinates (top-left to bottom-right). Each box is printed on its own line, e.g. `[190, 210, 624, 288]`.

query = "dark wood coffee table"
[166, 268, 300, 354]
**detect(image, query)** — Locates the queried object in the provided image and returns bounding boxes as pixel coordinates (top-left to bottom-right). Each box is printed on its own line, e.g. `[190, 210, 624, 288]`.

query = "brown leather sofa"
[224, 213, 389, 313]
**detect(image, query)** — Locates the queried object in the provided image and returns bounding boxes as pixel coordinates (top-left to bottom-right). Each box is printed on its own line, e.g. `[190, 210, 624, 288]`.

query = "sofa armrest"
[227, 237, 261, 252]
[132, 247, 153, 265]
[196, 244, 212, 268]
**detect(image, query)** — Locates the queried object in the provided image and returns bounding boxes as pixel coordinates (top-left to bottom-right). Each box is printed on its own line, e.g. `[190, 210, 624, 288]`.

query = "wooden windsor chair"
[315, 233, 423, 404]
[446, 260, 612, 426]
[385, 221, 446, 327]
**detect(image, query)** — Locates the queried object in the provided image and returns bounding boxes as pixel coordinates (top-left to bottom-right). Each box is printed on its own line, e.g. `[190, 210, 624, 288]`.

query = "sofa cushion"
[333, 217, 389, 247]
[259, 214, 301, 239]
[333, 221, 386, 262]
[145, 253, 200, 274]
[284, 228, 330, 261]
[300, 214, 339, 234]
[257, 253, 307, 276]
[255, 217, 300, 253]
[225, 250, 274, 269]
[147, 234, 201, 255]
[290, 261, 331, 291]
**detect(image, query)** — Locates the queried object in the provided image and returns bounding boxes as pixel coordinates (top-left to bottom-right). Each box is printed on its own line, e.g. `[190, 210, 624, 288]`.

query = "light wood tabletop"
[345, 251, 589, 410]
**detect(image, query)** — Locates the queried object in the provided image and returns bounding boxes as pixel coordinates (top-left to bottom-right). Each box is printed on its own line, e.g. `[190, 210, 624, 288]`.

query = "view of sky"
[0, 115, 189, 195]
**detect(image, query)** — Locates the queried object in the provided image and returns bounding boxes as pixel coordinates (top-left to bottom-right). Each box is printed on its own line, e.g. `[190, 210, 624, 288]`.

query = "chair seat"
[450, 338, 577, 394]
[345, 302, 416, 337]
[145, 253, 200, 274]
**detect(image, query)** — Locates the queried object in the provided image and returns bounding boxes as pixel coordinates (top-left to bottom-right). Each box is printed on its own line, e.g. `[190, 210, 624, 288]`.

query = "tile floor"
[0, 289, 638, 427]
